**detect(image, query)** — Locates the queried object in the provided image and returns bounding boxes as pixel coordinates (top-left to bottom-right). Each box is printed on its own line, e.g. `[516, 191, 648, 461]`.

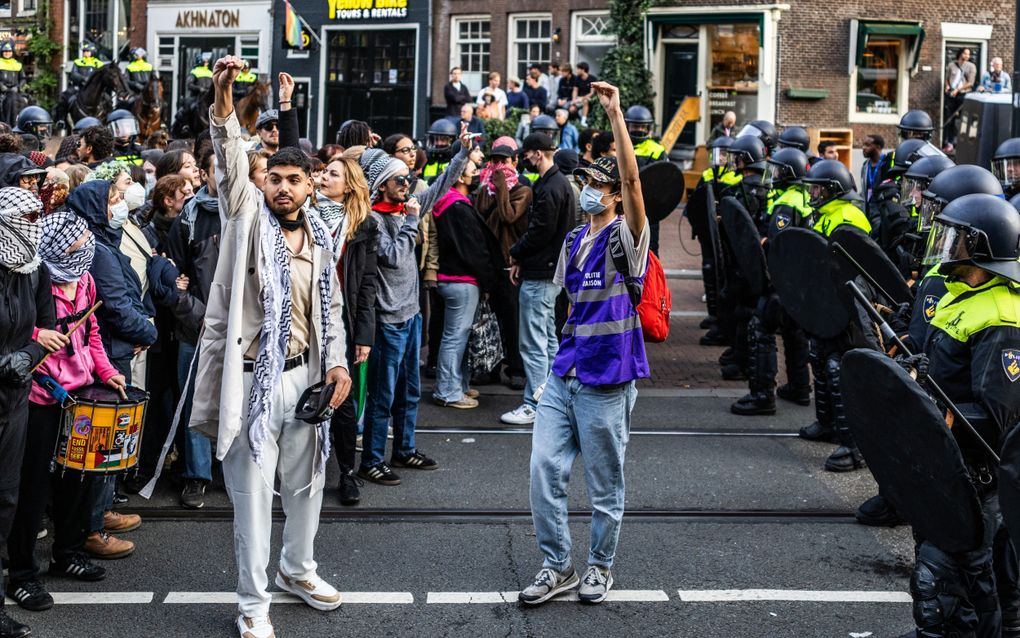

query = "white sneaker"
[237, 615, 275, 638]
[500, 404, 537, 425]
[275, 571, 342, 611]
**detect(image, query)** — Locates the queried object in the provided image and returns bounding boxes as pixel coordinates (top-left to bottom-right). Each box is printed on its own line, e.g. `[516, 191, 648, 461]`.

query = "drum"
[55, 385, 148, 473]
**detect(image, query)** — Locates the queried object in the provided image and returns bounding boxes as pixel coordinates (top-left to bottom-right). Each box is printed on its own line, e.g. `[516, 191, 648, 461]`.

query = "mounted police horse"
[171, 85, 213, 139]
[132, 75, 164, 139]
[237, 80, 270, 134]
[64, 64, 129, 128]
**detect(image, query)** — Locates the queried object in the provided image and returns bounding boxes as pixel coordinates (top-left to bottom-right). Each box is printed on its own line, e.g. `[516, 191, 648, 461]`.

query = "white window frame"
[18, 0, 37, 17]
[570, 10, 614, 73]
[507, 13, 552, 81]
[449, 14, 490, 94]
[848, 33, 909, 125]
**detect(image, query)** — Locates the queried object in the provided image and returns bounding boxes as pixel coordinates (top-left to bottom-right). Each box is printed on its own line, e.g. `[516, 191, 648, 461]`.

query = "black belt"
[243, 350, 308, 373]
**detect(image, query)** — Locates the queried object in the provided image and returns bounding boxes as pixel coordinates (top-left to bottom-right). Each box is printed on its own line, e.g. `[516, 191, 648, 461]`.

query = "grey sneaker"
[518, 567, 579, 605]
[578, 565, 613, 604]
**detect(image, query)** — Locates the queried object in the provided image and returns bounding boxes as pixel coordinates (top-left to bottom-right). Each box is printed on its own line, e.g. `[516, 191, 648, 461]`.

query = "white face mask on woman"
[109, 201, 130, 229]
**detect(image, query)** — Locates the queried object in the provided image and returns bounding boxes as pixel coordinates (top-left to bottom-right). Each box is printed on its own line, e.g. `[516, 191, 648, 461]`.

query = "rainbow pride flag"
[284, 0, 304, 50]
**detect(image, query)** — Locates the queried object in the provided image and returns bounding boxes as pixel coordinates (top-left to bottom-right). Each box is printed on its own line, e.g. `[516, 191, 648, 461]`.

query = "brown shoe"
[103, 511, 141, 533]
[84, 531, 135, 559]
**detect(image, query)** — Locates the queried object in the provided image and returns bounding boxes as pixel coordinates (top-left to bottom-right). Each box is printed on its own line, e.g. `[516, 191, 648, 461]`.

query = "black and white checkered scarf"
[0, 187, 43, 274]
[40, 212, 94, 283]
[247, 203, 335, 478]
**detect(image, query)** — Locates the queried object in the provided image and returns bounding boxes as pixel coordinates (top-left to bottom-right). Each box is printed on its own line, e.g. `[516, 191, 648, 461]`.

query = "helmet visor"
[709, 147, 728, 168]
[923, 220, 978, 266]
[900, 176, 928, 209]
[762, 160, 791, 187]
[992, 157, 1020, 190]
[109, 118, 138, 139]
[807, 183, 830, 208]
[737, 124, 763, 140]
[30, 122, 51, 139]
[917, 195, 944, 234]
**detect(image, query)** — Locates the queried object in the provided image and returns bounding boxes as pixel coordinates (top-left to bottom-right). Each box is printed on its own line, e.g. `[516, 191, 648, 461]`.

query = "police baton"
[846, 280, 1000, 464]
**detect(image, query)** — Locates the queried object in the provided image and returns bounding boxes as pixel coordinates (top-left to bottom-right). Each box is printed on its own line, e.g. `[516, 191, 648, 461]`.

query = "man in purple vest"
[519, 81, 650, 606]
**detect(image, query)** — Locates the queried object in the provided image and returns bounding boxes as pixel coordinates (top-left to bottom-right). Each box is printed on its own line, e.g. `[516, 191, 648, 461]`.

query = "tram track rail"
[416, 427, 797, 437]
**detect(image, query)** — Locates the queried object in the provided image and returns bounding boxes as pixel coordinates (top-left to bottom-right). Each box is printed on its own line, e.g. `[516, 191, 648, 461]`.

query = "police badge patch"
[1003, 349, 1020, 383]
[775, 214, 790, 230]
[923, 295, 939, 322]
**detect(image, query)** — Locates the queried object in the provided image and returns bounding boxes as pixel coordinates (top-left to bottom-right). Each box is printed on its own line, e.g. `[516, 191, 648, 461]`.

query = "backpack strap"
[565, 224, 585, 258]
[609, 222, 643, 308]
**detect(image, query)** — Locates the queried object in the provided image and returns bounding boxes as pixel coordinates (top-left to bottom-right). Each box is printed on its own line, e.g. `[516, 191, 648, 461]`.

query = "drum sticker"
[923, 295, 939, 323]
[117, 413, 130, 428]
[74, 415, 91, 436]
[1003, 349, 1020, 383]
[68, 437, 86, 464]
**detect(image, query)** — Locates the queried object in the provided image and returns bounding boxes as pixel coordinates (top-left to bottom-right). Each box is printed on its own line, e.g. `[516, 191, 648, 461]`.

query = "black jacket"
[340, 217, 380, 350]
[168, 186, 221, 344]
[443, 81, 472, 116]
[510, 164, 574, 280]
[0, 264, 53, 414]
[433, 190, 503, 293]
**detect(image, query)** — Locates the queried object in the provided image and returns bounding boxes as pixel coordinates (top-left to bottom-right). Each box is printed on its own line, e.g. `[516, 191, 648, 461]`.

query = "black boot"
[700, 329, 729, 346]
[825, 354, 865, 472]
[730, 392, 776, 415]
[718, 347, 736, 366]
[0, 607, 30, 638]
[856, 494, 904, 527]
[699, 316, 717, 330]
[338, 468, 363, 506]
[798, 421, 837, 442]
[777, 384, 811, 406]
[824, 445, 867, 472]
[721, 363, 747, 380]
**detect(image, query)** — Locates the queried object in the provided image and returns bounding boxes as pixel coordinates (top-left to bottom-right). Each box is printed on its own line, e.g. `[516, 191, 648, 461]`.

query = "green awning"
[855, 21, 925, 70]
[646, 12, 765, 46]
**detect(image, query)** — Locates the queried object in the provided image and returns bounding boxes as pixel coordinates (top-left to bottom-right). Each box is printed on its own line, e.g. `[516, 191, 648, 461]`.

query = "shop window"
[18, 0, 36, 15]
[0, 0, 10, 17]
[451, 17, 489, 93]
[509, 14, 551, 80]
[572, 11, 614, 77]
[240, 36, 259, 69]
[157, 36, 174, 71]
[75, 0, 129, 61]
[855, 38, 903, 115]
[706, 23, 760, 132]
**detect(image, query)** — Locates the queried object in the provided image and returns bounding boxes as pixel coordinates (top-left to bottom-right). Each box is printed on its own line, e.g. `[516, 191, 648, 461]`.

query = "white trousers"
[222, 364, 325, 617]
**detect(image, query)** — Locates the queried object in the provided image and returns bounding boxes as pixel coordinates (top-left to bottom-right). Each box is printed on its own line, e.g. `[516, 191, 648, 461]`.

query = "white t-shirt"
[554, 218, 650, 288]
[477, 87, 508, 107]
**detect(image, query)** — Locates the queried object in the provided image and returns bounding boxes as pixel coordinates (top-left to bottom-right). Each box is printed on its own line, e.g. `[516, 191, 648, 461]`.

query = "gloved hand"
[886, 301, 913, 336]
[0, 350, 34, 385]
[894, 353, 929, 384]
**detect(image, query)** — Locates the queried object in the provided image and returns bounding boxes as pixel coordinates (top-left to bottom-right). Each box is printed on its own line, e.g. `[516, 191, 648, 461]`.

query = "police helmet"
[0, 42, 13, 54]
[708, 135, 733, 167]
[132, 47, 147, 59]
[923, 193, 1020, 282]
[242, 59, 251, 70]
[72, 116, 102, 133]
[1011, 192, 1020, 213]
[530, 114, 559, 137]
[426, 118, 458, 157]
[14, 106, 52, 138]
[763, 147, 809, 187]
[992, 138, 1020, 194]
[106, 109, 139, 138]
[898, 110, 934, 141]
[737, 120, 777, 152]
[777, 126, 810, 152]
[900, 155, 955, 210]
[888, 138, 945, 178]
[81, 42, 97, 55]
[727, 135, 767, 172]
[624, 105, 654, 142]
[919, 165, 1003, 235]
[801, 159, 855, 208]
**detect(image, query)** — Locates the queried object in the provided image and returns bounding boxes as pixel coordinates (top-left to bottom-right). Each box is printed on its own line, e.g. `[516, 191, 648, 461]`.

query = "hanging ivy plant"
[23, 5, 62, 111]
[586, 0, 656, 131]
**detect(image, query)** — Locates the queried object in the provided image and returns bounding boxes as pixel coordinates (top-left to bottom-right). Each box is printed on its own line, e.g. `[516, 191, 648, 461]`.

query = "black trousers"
[329, 388, 358, 473]
[487, 280, 524, 377]
[426, 287, 445, 370]
[6, 402, 95, 585]
[0, 391, 29, 601]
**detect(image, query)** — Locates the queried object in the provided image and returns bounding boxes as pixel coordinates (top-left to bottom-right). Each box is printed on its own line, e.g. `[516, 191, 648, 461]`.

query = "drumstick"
[31, 301, 103, 373]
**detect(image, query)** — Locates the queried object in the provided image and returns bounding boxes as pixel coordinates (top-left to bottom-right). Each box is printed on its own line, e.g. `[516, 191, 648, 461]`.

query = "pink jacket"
[30, 272, 119, 405]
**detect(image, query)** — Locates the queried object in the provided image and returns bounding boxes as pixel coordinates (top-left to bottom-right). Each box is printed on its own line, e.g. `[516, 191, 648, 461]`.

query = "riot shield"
[641, 162, 685, 224]
[719, 195, 768, 297]
[843, 348, 984, 553]
[829, 226, 913, 305]
[767, 227, 851, 339]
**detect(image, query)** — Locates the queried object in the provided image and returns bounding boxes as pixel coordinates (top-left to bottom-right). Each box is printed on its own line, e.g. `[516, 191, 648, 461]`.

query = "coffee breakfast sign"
[327, 0, 408, 20]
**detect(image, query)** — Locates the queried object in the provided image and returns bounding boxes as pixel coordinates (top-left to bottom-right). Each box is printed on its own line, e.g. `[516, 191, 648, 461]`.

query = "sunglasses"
[388, 175, 412, 186]
[259, 122, 279, 132]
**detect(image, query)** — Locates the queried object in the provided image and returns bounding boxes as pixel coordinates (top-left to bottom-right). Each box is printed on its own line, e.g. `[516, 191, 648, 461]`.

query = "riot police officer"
[868, 138, 945, 256]
[624, 105, 666, 167]
[731, 147, 813, 415]
[72, 116, 101, 134]
[992, 137, 1020, 199]
[904, 193, 1020, 637]
[422, 118, 458, 183]
[523, 114, 560, 183]
[13, 106, 51, 151]
[898, 109, 935, 142]
[124, 48, 152, 107]
[187, 53, 213, 107]
[776, 126, 810, 153]
[796, 160, 872, 472]
[736, 119, 778, 155]
[54, 42, 104, 129]
[107, 109, 142, 165]
[0, 41, 25, 128]
[233, 60, 257, 101]
[890, 154, 955, 275]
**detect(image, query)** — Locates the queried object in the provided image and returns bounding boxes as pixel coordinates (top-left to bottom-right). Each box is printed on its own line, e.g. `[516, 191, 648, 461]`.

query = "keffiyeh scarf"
[0, 187, 43, 273]
[315, 193, 348, 254]
[479, 161, 519, 195]
[39, 212, 94, 283]
[247, 205, 335, 480]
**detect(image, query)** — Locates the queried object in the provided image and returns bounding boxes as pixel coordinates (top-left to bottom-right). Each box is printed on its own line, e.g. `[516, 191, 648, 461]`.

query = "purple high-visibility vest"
[552, 219, 650, 385]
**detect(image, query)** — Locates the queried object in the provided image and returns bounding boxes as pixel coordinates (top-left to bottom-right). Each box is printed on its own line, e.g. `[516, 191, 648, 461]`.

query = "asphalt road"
[3, 390, 920, 637]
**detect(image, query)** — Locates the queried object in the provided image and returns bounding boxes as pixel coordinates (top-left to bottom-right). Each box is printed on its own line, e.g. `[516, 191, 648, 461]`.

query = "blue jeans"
[361, 314, 421, 468]
[529, 374, 637, 570]
[179, 341, 212, 482]
[518, 279, 561, 407]
[434, 283, 480, 403]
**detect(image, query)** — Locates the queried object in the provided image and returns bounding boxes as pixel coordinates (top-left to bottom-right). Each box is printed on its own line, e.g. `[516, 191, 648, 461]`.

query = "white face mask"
[124, 182, 146, 211]
[109, 201, 130, 229]
[144, 173, 156, 197]
[579, 184, 610, 215]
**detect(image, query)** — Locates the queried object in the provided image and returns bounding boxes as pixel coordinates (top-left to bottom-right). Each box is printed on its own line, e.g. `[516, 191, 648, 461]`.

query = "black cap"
[522, 132, 556, 152]
[572, 156, 620, 184]
[553, 149, 579, 174]
[490, 143, 517, 158]
[295, 381, 336, 424]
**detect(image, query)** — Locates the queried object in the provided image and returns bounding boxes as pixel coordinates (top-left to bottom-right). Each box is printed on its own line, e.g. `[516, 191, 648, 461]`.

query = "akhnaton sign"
[175, 9, 242, 29]
[327, 0, 408, 20]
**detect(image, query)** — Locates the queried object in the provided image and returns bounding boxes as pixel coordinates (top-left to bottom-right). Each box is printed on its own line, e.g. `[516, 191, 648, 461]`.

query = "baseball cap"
[490, 136, 518, 158]
[573, 156, 620, 184]
[522, 132, 557, 152]
[255, 109, 279, 130]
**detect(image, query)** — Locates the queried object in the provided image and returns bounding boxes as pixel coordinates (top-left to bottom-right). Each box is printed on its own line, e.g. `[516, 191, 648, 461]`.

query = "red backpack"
[567, 223, 672, 342]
